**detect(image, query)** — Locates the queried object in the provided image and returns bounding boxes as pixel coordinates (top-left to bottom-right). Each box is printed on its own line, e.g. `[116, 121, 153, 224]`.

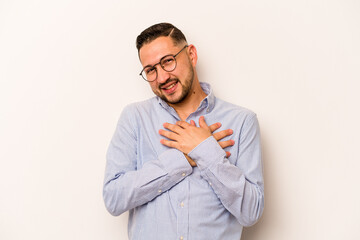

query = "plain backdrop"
[1, 0, 360, 239]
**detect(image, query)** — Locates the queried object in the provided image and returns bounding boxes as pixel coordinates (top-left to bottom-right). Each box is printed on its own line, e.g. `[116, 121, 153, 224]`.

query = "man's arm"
[159, 115, 264, 226]
[103, 107, 234, 216]
[103, 106, 191, 216]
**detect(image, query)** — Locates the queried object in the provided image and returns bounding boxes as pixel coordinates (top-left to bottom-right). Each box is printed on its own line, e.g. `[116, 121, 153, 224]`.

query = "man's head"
[137, 23, 199, 105]
[136, 23, 187, 52]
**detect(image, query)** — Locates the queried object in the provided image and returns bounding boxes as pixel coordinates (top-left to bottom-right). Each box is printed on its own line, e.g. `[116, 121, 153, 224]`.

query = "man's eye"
[146, 68, 156, 75]
[162, 58, 174, 65]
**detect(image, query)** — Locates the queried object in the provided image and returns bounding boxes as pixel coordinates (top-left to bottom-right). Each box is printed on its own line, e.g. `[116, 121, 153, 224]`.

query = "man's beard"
[155, 66, 194, 105]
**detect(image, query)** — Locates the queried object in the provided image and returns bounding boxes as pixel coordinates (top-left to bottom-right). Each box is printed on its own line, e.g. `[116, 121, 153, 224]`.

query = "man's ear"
[187, 44, 198, 67]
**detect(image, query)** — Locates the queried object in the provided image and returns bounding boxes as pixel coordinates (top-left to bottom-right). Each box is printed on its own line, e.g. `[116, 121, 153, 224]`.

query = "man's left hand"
[159, 116, 215, 155]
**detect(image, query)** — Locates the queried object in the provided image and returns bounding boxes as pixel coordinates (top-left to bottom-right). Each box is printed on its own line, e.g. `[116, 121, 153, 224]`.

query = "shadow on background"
[242, 130, 277, 240]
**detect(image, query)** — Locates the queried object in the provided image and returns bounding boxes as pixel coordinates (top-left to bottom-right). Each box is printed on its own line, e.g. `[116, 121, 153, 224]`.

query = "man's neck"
[169, 82, 207, 121]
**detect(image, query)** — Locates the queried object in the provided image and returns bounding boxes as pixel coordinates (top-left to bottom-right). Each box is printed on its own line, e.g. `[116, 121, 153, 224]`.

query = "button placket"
[177, 178, 189, 240]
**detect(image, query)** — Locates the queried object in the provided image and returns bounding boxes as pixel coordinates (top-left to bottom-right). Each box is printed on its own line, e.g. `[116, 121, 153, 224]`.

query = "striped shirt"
[103, 82, 264, 240]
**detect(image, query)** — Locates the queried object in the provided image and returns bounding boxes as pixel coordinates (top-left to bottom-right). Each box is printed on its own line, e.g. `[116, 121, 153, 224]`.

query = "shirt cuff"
[188, 136, 226, 170]
[158, 148, 193, 176]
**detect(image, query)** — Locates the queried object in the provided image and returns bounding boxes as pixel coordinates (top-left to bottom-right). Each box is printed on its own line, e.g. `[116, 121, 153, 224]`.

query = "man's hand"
[159, 116, 234, 166]
[160, 116, 212, 154]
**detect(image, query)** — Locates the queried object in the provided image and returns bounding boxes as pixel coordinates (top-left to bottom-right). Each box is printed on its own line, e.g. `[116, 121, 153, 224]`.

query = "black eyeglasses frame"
[139, 45, 189, 82]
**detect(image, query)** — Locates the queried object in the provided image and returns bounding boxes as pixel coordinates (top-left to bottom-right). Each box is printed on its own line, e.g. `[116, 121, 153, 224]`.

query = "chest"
[133, 109, 240, 169]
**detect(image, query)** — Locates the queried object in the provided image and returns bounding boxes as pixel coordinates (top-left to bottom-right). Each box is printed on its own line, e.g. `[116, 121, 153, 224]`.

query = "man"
[103, 23, 264, 239]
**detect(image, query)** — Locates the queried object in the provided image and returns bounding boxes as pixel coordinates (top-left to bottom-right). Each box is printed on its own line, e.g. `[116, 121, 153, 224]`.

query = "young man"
[103, 23, 264, 240]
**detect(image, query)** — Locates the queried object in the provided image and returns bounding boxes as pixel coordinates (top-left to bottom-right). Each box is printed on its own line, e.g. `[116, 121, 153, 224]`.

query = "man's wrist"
[188, 136, 226, 170]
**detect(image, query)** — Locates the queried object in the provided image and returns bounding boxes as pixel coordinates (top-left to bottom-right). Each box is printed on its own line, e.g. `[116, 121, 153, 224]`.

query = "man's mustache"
[159, 78, 179, 89]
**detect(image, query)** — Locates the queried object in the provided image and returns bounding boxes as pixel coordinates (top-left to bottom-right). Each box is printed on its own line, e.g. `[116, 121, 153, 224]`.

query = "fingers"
[184, 154, 197, 167]
[176, 121, 191, 129]
[160, 138, 178, 149]
[177, 118, 218, 131]
[213, 129, 233, 141]
[173, 118, 217, 131]
[199, 116, 212, 134]
[209, 122, 221, 133]
[218, 139, 235, 149]
[161, 119, 234, 159]
[163, 122, 184, 133]
[198, 116, 209, 129]
[159, 129, 179, 141]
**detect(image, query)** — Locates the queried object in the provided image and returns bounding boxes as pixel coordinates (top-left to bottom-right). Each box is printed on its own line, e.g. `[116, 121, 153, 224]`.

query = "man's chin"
[160, 92, 189, 105]
[156, 89, 179, 104]
[161, 95, 180, 104]
[154, 78, 192, 104]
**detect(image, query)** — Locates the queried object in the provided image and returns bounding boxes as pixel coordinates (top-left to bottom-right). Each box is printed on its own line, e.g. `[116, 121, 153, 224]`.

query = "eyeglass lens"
[141, 55, 176, 82]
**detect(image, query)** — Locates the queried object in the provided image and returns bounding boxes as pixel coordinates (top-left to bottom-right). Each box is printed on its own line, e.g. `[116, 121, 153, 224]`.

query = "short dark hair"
[136, 23, 187, 51]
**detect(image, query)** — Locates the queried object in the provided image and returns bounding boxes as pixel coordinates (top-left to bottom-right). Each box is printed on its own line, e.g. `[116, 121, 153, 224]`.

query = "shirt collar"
[157, 82, 215, 113]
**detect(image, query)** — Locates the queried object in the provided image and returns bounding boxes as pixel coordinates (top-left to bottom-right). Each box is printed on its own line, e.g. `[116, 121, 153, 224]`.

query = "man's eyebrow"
[143, 64, 153, 68]
[142, 53, 172, 69]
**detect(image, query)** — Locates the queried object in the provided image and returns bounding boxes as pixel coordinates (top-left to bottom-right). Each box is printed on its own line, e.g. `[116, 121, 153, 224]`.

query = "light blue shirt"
[103, 82, 264, 240]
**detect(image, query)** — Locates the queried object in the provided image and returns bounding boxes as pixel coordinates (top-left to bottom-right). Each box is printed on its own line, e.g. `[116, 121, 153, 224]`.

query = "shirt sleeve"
[188, 114, 264, 227]
[103, 105, 193, 216]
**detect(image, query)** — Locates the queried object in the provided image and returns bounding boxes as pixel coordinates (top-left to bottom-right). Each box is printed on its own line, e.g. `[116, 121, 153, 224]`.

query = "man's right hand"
[185, 120, 234, 167]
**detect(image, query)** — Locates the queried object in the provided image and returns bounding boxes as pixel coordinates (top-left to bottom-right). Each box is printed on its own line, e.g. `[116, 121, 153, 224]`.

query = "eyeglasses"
[139, 45, 188, 82]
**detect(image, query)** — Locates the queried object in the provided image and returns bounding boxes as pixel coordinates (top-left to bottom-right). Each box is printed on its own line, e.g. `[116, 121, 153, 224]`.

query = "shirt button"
[158, 189, 162, 193]
[206, 108, 210, 113]
[209, 182, 212, 186]
[180, 202, 184, 208]
[182, 173, 186, 177]
[180, 237, 184, 240]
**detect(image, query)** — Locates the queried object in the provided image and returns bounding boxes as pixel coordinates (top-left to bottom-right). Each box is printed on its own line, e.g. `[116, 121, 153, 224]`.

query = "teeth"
[165, 83, 176, 90]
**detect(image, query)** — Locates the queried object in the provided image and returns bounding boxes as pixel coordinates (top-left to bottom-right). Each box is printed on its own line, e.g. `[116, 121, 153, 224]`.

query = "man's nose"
[156, 66, 171, 84]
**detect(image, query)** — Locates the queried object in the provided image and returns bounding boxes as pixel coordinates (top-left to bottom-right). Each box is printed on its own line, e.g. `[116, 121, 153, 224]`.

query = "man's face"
[139, 36, 195, 105]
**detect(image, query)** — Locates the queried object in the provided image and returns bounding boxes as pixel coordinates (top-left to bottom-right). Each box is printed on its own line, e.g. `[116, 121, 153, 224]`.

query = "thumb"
[199, 116, 209, 129]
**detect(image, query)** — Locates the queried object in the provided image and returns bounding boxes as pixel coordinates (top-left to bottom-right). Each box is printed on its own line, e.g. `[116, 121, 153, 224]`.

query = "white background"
[1, 0, 360, 239]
